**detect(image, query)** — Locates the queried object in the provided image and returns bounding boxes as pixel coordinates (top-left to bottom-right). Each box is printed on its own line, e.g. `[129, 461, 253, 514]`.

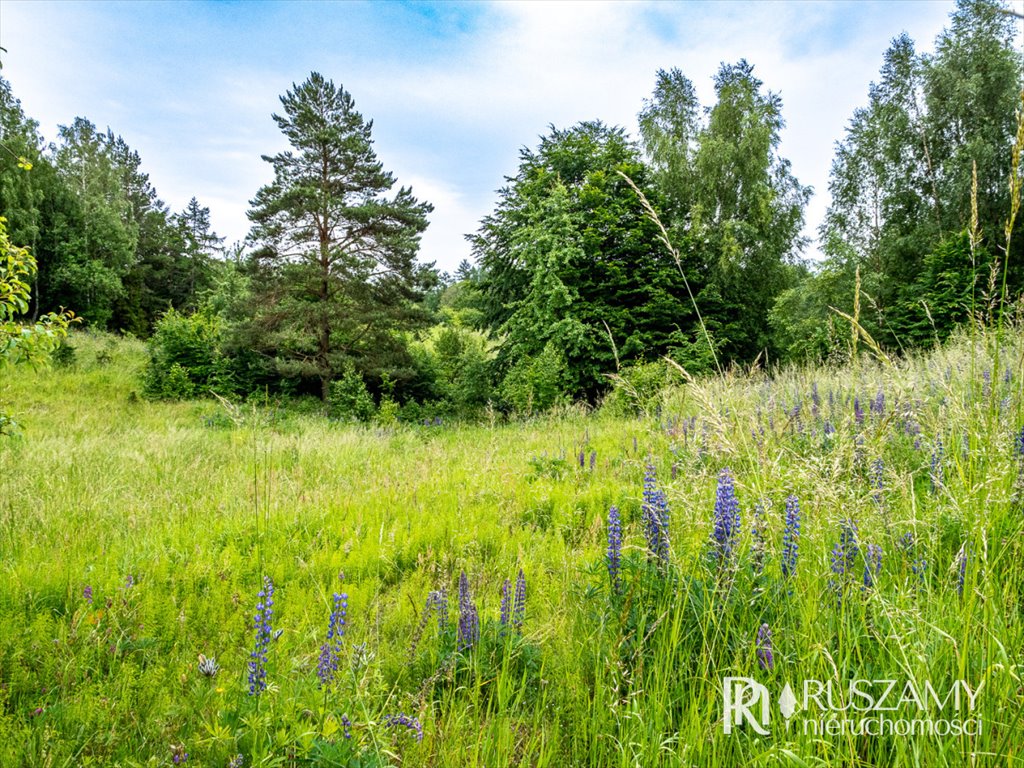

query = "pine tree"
[247, 73, 432, 399]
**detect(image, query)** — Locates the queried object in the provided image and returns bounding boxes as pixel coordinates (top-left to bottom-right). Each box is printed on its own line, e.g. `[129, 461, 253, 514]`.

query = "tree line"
[1, 0, 1021, 420]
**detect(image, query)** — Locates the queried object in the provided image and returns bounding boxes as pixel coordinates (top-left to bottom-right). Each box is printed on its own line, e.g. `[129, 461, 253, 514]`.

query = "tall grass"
[0, 327, 1022, 765]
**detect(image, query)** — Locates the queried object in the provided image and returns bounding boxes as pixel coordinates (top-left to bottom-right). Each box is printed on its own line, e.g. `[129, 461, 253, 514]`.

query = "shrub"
[327, 362, 375, 422]
[500, 343, 568, 415]
[143, 309, 234, 400]
[602, 360, 671, 416]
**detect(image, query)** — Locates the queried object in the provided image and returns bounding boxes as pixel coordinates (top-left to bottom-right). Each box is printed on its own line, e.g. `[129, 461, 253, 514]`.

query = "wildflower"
[590, 450, 596, 471]
[317, 592, 347, 688]
[1015, 426, 1024, 457]
[124, 574, 135, 589]
[227, 755, 244, 768]
[499, 578, 512, 628]
[427, 588, 448, 633]
[930, 439, 945, 492]
[607, 506, 622, 592]
[578, 450, 585, 469]
[839, 520, 859, 575]
[711, 468, 740, 569]
[899, 532, 927, 583]
[854, 397, 864, 424]
[829, 520, 859, 604]
[83, 585, 93, 604]
[248, 576, 274, 696]
[410, 591, 439, 657]
[384, 712, 423, 742]
[341, 714, 352, 740]
[642, 464, 670, 566]
[863, 544, 882, 589]
[513, 568, 526, 631]
[871, 388, 885, 416]
[781, 495, 800, 579]
[457, 572, 479, 651]
[756, 623, 774, 671]
[824, 420, 835, 437]
[171, 745, 188, 764]
[870, 458, 884, 504]
[197, 654, 219, 677]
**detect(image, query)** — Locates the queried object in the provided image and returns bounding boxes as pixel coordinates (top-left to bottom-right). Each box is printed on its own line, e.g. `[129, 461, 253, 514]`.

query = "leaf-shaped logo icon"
[779, 682, 798, 719]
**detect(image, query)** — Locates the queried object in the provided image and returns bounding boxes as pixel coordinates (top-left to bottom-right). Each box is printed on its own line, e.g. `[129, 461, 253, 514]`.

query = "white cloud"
[1, 0, 1000, 273]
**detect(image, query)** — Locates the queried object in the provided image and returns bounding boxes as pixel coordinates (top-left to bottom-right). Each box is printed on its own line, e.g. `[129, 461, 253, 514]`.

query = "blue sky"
[1, 0, 1016, 272]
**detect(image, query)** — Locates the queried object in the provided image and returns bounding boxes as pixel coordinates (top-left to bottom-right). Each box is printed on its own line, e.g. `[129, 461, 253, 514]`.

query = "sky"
[0, 0, 1019, 273]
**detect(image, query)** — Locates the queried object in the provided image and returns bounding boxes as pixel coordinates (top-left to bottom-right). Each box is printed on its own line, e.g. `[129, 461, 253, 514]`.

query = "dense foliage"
[0, 0, 1021, 419]
[773, 0, 1024, 359]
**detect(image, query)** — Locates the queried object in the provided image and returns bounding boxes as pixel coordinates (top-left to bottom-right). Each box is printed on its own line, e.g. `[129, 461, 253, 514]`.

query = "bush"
[601, 360, 671, 417]
[143, 309, 235, 400]
[500, 343, 568, 415]
[327, 363, 375, 422]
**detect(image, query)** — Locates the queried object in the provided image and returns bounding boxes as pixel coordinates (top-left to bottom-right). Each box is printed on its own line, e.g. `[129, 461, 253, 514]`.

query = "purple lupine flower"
[756, 623, 774, 671]
[341, 714, 352, 740]
[227, 755, 244, 768]
[781, 495, 800, 579]
[1015, 427, 1024, 457]
[870, 388, 885, 416]
[248, 576, 274, 696]
[578, 450, 585, 469]
[607, 506, 622, 592]
[863, 544, 882, 589]
[427, 588, 448, 633]
[829, 520, 859, 604]
[457, 572, 479, 651]
[870, 458, 884, 504]
[316, 592, 347, 688]
[854, 397, 864, 424]
[751, 502, 766, 576]
[513, 568, 526, 631]
[171, 745, 188, 764]
[499, 578, 512, 628]
[839, 520, 859, 574]
[83, 585, 93, 604]
[642, 464, 670, 567]
[124, 575, 135, 589]
[590, 450, 596, 471]
[899, 532, 927, 583]
[671, 462, 678, 480]
[930, 439, 945, 492]
[711, 468, 741, 569]
[383, 713, 423, 742]
[824, 420, 835, 437]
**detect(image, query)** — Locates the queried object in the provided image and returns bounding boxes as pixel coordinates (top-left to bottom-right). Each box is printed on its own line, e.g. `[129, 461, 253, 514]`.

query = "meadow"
[1, 329, 1023, 767]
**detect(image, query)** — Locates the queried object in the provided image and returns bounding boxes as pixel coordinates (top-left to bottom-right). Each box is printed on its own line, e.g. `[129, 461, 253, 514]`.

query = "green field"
[1, 330, 1023, 767]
